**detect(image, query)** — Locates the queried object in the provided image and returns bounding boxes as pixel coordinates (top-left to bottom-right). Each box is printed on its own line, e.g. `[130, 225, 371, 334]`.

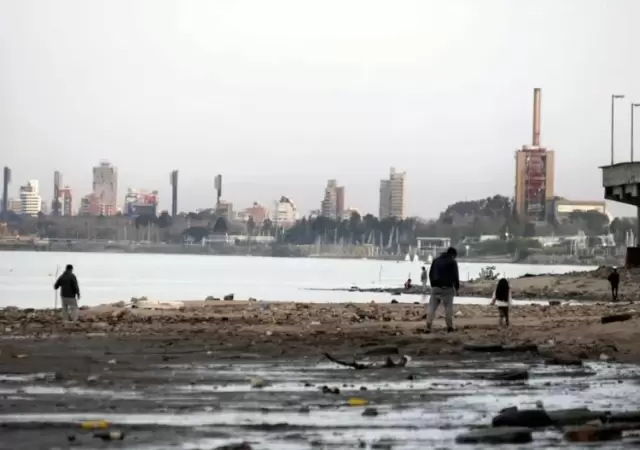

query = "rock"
[601, 313, 633, 324]
[599, 353, 610, 361]
[564, 425, 622, 442]
[362, 407, 379, 417]
[455, 427, 533, 444]
[492, 409, 553, 428]
[500, 406, 518, 414]
[113, 301, 125, 308]
[548, 300, 561, 306]
[454, 310, 464, 317]
[544, 355, 583, 366]
[250, 377, 267, 388]
[390, 299, 398, 304]
[205, 296, 219, 301]
[547, 409, 608, 427]
[321, 385, 340, 395]
[86, 375, 99, 384]
[223, 294, 234, 301]
[248, 297, 257, 302]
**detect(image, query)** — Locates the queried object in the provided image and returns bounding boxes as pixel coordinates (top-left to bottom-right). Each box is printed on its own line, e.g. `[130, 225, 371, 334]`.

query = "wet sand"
[2, 301, 640, 448]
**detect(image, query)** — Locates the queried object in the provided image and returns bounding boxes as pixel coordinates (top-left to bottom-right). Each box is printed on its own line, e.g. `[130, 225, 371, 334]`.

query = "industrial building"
[379, 167, 407, 219]
[514, 88, 556, 222]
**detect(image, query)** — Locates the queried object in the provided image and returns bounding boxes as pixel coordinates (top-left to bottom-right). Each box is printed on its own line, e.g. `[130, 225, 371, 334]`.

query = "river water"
[0, 251, 593, 308]
[1, 357, 639, 449]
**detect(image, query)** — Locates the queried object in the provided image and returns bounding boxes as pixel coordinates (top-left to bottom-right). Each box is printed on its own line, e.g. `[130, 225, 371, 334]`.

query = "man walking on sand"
[54, 264, 81, 322]
[425, 247, 459, 333]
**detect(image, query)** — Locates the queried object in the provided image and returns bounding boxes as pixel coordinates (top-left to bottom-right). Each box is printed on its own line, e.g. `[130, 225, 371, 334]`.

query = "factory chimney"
[532, 88, 542, 147]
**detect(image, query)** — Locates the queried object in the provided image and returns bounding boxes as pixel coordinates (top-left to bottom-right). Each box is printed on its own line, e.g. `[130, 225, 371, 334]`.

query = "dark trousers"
[611, 285, 619, 302]
[498, 307, 509, 326]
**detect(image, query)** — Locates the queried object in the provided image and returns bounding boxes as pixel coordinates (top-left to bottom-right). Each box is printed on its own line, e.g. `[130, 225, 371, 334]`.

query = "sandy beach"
[2, 299, 639, 375]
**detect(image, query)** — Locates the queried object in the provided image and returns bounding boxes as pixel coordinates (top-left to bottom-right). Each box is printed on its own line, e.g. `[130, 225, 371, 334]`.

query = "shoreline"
[334, 266, 640, 303]
[1, 300, 639, 371]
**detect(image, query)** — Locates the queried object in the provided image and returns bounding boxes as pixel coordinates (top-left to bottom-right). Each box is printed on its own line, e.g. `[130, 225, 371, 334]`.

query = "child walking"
[491, 278, 512, 327]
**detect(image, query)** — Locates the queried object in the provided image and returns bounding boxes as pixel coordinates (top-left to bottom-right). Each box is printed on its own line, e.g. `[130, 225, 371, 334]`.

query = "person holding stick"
[53, 264, 81, 322]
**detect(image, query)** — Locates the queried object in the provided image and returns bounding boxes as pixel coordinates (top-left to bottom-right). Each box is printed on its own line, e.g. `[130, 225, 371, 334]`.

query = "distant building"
[514, 88, 556, 222]
[124, 188, 158, 217]
[379, 167, 406, 219]
[7, 198, 21, 212]
[341, 207, 360, 220]
[19, 180, 42, 216]
[320, 179, 345, 220]
[273, 196, 298, 228]
[59, 186, 74, 216]
[549, 199, 608, 222]
[92, 161, 118, 216]
[216, 200, 234, 219]
[237, 202, 269, 225]
[52, 171, 62, 216]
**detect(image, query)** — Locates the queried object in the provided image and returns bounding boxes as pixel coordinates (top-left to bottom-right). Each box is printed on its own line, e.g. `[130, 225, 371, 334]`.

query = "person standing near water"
[420, 266, 428, 292]
[53, 264, 81, 322]
[608, 268, 620, 302]
[490, 278, 512, 327]
[425, 247, 459, 333]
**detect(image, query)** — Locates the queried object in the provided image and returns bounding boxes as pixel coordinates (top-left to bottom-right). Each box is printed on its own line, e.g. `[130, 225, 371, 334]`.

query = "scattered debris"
[601, 313, 633, 324]
[455, 427, 533, 444]
[323, 352, 409, 370]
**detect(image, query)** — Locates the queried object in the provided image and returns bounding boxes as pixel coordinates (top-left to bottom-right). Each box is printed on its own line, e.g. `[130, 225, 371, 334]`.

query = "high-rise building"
[320, 179, 345, 219]
[514, 88, 556, 222]
[92, 161, 118, 216]
[19, 180, 42, 216]
[2, 166, 10, 215]
[379, 167, 406, 219]
[52, 171, 62, 216]
[170, 170, 178, 217]
[58, 186, 74, 216]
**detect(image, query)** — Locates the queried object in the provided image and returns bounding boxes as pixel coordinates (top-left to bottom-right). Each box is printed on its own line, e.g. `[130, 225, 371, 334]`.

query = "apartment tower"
[92, 161, 118, 215]
[320, 179, 345, 219]
[1, 166, 10, 214]
[514, 88, 556, 222]
[379, 167, 406, 219]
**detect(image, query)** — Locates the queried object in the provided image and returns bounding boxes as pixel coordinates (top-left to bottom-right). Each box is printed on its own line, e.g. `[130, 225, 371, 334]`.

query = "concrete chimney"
[533, 88, 541, 146]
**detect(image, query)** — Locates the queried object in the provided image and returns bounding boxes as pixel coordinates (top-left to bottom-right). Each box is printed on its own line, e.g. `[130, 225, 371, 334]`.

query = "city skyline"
[2, 1, 640, 218]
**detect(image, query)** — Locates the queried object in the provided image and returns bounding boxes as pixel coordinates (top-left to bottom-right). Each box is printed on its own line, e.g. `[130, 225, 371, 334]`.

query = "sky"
[1, 0, 640, 218]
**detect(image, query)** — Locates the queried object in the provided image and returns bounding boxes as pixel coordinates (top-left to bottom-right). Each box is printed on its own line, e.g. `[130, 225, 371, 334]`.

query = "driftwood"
[323, 352, 409, 370]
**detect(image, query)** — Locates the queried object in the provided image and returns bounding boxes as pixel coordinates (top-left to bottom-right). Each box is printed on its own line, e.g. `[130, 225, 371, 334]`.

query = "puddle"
[1, 359, 639, 449]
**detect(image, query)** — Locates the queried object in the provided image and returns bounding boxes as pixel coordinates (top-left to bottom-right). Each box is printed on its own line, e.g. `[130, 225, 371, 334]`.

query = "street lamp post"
[611, 94, 625, 165]
[632, 103, 640, 162]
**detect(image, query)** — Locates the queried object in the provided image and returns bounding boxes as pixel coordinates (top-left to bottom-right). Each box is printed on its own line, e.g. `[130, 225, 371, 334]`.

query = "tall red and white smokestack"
[533, 88, 541, 146]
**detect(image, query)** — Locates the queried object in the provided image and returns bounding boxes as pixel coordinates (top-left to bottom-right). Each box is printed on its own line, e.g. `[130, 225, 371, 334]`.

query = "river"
[0, 251, 593, 308]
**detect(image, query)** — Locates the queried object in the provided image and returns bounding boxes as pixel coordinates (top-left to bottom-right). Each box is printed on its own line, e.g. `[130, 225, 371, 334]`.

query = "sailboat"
[426, 254, 433, 263]
[404, 253, 411, 262]
[412, 253, 420, 263]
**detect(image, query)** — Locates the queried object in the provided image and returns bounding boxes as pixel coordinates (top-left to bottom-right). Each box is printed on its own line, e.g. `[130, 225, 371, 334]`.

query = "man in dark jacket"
[53, 264, 81, 321]
[426, 247, 460, 333]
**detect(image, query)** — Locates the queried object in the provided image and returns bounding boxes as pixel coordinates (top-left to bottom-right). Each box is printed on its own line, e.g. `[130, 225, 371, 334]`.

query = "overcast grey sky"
[1, 0, 639, 218]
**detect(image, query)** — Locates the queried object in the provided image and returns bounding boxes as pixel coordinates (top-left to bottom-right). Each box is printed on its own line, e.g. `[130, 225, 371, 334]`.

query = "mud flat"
[341, 266, 640, 303]
[2, 301, 640, 448]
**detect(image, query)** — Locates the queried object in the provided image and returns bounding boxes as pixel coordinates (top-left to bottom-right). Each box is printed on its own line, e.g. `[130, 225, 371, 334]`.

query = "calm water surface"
[0, 251, 594, 308]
